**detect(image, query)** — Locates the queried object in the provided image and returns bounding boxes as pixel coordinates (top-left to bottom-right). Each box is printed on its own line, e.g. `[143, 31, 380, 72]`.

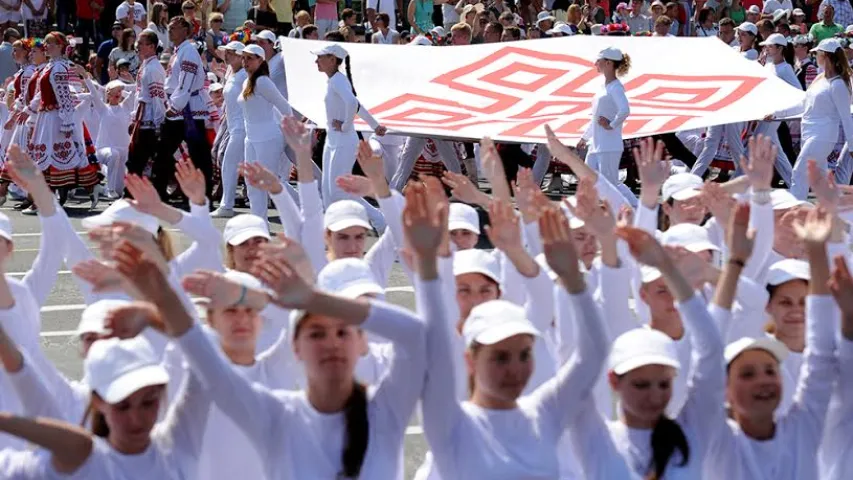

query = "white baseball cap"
[792, 7, 805, 16]
[597, 46, 623, 61]
[662, 173, 703, 202]
[724, 336, 789, 365]
[737, 21, 758, 35]
[448, 203, 480, 234]
[661, 223, 721, 253]
[240, 43, 265, 57]
[0, 211, 11, 242]
[409, 35, 433, 46]
[770, 189, 806, 210]
[430, 26, 446, 38]
[223, 214, 271, 246]
[760, 32, 788, 47]
[318, 258, 384, 299]
[747, 5, 760, 13]
[766, 259, 810, 286]
[105, 79, 126, 91]
[548, 22, 575, 36]
[536, 11, 556, 26]
[82, 199, 160, 236]
[324, 200, 371, 232]
[209, 82, 223, 93]
[453, 248, 501, 285]
[76, 299, 130, 337]
[609, 328, 681, 375]
[462, 300, 540, 348]
[311, 43, 348, 59]
[84, 336, 170, 404]
[218, 40, 245, 52]
[640, 265, 663, 284]
[812, 38, 843, 53]
[254, 30, 277, 43]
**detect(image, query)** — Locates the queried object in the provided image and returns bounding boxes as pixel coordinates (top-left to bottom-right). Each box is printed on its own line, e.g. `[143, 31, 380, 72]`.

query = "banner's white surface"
[280, 36, 805, 143]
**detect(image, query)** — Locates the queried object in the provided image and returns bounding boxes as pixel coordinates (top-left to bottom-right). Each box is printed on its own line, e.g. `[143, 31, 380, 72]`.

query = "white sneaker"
[210, 206, 236, 218]
[90, 185, 103, 210]
[21, 205, 38, 216]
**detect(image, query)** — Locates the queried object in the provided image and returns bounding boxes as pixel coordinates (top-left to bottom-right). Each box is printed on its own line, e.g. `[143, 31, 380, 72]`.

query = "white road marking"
[11, 229, 180, 238]
[8, 270, 73, 277]
[41, 304, 86, 312]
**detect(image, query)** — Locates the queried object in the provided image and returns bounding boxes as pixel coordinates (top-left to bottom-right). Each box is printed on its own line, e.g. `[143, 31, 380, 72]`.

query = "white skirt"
[28, 109, 87, 172]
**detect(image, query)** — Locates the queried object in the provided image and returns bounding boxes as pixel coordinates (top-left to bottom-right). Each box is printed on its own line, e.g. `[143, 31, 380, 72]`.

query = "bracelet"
[728, 258, 746, 268]
[235, 284, 247, 306]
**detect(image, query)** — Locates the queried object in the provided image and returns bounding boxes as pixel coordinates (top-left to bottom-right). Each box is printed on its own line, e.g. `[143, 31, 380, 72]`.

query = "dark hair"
[718, 17, 735, 28]
[825, 47, 853, 94]
[647, 416, 690, 480]
[756, 19, 775, 33]
[486, 21, 504, 36]
[82, 394, 110, 438]
[242, 58, 269, 98]
[152, 2, 168, 27]
[325, 30, 346, 41]
[377, 12, 390, 26]
[341, 8, 356, 21]
[138, 29, 159, 48]
[504, 25, 521, 40]
[342, 55, 359, 107]
[302, 24, 318, 38]
[697, 7, 713, 24]
[3, 28, 20, 42]
[341, 382, 369, 478]
[120, 28, 136, 51]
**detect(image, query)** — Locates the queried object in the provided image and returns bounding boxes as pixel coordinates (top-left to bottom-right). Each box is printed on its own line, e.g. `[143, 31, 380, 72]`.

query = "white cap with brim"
[254, 29, 277, 43]
[661, 223, 721, 253]
[812, 38, 843, 54]
[311, 43, 349, 59]
[240, 43, 265, 57]
[737, 21, 758, 35]
[766, 259, 810, 286]
[77, 299, 130, 336]
[84, 336, 170, 404]
[725, 336, 789, 365]
[462, 300, 540, 348]
[640, 265, 663, 283]
[324, 200, 371, 232]
[218, 40, 245, 52]
[597, 46, 623, 61]
[760, 32, 788, 47]
[609, 328, 681, 375]
[223, 214, 271, 246]
[453, 248, 501, 285]
[409, 35, 433, 46]
[82, 199, 160, 236]
[536, 11, 556, 26]
[318, 258, 385, 299]
[662, 172, 703, 202]
[747, 5, 760, 13]
[448, 202, 480, 234]
[770, 189, 807, 210]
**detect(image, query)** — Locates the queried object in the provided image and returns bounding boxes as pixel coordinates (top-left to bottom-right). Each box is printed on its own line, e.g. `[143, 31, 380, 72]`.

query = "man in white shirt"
[371, 13, 400, 43]
[625, 0, 653, 33]
[153, 16, 213, 203]
[116, 0, 147, 34]
[366, 0, 401, 31]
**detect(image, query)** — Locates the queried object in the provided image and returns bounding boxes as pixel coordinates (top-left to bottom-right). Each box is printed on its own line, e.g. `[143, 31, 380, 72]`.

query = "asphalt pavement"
[5, 193, 429, 479]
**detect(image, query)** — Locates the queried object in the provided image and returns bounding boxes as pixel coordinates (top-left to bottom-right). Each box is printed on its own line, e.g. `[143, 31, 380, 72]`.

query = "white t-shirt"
[116, 1, 146, 33]
[367, 0, 397, 29]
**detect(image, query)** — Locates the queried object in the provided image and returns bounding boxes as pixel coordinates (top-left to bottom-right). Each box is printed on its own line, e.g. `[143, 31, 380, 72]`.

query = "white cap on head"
[597, 46, 623, 61]
[640, 265, 663, 284]
[760, 32, 788, 46]
[254, 29, 277, 43]
[453, 248, 501, 285]
[318, 258, 384, 299]
[609, 328, 681, 375]
[311, 43, 348, 59]
[209, 82, 223, 93]
[550, 22, 575, 35]
[737, 21, 758, 35]
[812, 38, 843, 53]
[792, 7, 805, 15]
[218, 40, 245, 52]
[770, 189, 806, 210]
[0, 211, 11, 242]
[430, 26, 446, 38]
[662, 173, 703, 202]
[536, 11, 556, 25]
[77, 299, 130, 337]
[223, 214, 270, 246]
[82, 199, 160, 236]
[448, 203, 480, 234]
[240, 43, 265, 57]
[766, 259, 810, 286]
[324, 200, 371, 232]
[661, 223, 721, 253]
[84, 336, 170, 404]
[747, 5, 760, 13]
[105, 79, 125, 91]
[409, 35, 433, 46]
[462, 300, 540, 348]
[724, 336, 789, 365]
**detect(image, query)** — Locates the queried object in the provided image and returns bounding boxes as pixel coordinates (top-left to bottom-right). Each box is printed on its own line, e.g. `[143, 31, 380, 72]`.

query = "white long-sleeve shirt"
[766, 60, 801, 90]
[135, 55, 167, 129]
[582, 78, 630, 154]
[175, 300, 426, 480]
[84, 78, 135, 150]
[238, 75, 293, 142]
[222, 68, 248, 134]
[704, 295, 838, 480]
[267, 51, 288, 99]
[775, 75, 853, 148]
[165, 40, 208, 121]
[819, 335, 853, 480]
[324, 71, 380, 133]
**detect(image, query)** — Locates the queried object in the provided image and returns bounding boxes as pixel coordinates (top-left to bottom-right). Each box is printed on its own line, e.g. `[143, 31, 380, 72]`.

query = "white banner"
[280, 36, 805, 143]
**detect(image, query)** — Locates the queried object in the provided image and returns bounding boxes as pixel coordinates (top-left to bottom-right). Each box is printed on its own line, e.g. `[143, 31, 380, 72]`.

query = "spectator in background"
[288, 10, 312, 37]
[721, 0, 746, 25]
[695, 7, 718, 36]
[96, 21, 122, 84]
[76, 0, 103, 59]
[439, 0, 458, 30]
[746, 4, 760, 23]
[536, 10, 555, 32]
[582, 0, 607, 25]
[811, 2, 843, 41]
[665, 2, 680, 33]
[339, 7, 356, 27]
[116, 0, 147, 34]
[654, 13, 674, 34]
[501, 24, 521, 40]
[205, 12, 227, 62]
[0, 27, 18, 82]
[182, 0, 206, 40]
[626, 0, 652, 33]
[219, 0, 249, 31]
[21, 0, 48, 37]
[366, 0, 400, 31]
[612, 2, 628, 23]
[483, 20, 502, 42]
[371, 12, 400, 43]
[301, 23, 319, 38]
[756, 18, 774, 40]
[407, 0, 435, 34]
[498, 10, 514, 27]
[271, 0, 294, 35]
[313, 0, 338, 38]
[450, 20, 471, 44]
[0, 0, 21, 32]
[247, 0, 278, 31]
[718, 16, 737, 46]
[148, 2, 172, 51]
[109, 27, 140, 76]
[790, 7, 807, 30]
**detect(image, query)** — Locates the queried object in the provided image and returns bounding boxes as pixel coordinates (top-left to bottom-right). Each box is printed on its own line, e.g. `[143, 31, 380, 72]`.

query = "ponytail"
[342, 55, 360, 113]
[81, 395, 110, 438]
[340, 382, 369, 478]
[646, 415, 690, 480]
[242, 60, 270, 98]
[830, 48, 852, 94]
[615, 53, 631, 77]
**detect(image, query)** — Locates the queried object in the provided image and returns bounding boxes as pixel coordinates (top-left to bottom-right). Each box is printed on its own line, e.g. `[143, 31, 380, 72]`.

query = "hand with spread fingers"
[792, 206, 834, 247]
[257, 234, 316, 285]
[175, 158, 207, 206]
[738, 134, 775, 191]
[441, 171, 489, 207]
[251, 254, 315, 309]
[615, 226, 671, 269]
[701, 182, 737, 232]
[808, 159, 839, 213]
[633, 137, 669, 190]
[538, 205, 584, 292]
[402, 182, 447, 262]
[564, 177, 616, 238]
[239, 162, 283, 195]
[336, 174, 374, 197]
[72, 259, 133, 295]
[124, 174, 164, 215]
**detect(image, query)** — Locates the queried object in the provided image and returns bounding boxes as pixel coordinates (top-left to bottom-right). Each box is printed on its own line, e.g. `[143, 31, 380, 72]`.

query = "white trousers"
[322, 130, 386, 231]
[691, 123, 745, 177]
[245, 137, 284, 221]
[220, 129, 245, 210]
[389, 136, 461, 192]
[836, 142, 853, 186]
[749, 122, 792, 187]
[585, 150, 622, 186]
[791, 135, 837, 200]
[96, 147, 128, 193]
[368, 135, 403, 182]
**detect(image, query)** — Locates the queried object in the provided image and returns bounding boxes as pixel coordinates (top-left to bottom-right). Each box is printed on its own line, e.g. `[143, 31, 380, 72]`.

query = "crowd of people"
[0, 0, 848, 479]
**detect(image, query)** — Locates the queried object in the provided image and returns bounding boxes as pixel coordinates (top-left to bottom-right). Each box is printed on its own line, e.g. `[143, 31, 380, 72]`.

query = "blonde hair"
[225, 244, 236, 270]
[295, 10, 311, 24]
[156, 228, 176, 262]
[209, 12, 224, 22]
[615, 53, 632, 77]
[567, 4, 582, 24]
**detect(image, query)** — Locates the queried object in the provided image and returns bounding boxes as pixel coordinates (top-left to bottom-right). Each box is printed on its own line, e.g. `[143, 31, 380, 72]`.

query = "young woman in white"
[210, 40, 247, 219]
[768, 38, 853, 200]
[577, 46, 631, 186]
[704, 206, 840, 480]
[237, 44, 294, 222]
[312, 43, 388, 231]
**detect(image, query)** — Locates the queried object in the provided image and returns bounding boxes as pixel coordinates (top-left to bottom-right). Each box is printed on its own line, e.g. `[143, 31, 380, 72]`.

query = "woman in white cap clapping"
[211, 40, 248, 219]
[577, 46, 631, 186]
[769, 38, 853, 199]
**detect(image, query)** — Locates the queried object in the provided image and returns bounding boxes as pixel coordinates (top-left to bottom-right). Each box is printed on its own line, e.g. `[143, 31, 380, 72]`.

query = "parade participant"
[210, 40, 247, 218]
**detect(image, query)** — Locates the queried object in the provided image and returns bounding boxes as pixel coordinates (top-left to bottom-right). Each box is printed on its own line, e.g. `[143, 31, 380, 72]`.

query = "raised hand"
[513, 168, 545, 224]
[441, 171, 488, 206]
[701, 181, 736, 230]
[633, 137, 669, 189]
[336, 174, 373, 197]
[564, 177, 615, 237]
[793, 206, 833, 246]
[175, 158, 206, 206]
[727, 202, 754, 262]
[829, 255, 853, 323]
[402, 182, 446, 259]
[251, 252, 315, 309]
[257, 233, 315, 285]
[615, 225, 671, 268]
[808, 160, 838, 212]
[124, 174, 163, 215]
[479, 137, 511, 201]
[6, 144, 46, 194]
[89, 221, 168, 274]
[544, 124, 584, 166]
[104, 302, 165, 339]
[239, 162, 283, 194]
[616, 204, 634, 227]
[666, 246, 711, 288]
[484, 199, 523, 253]
[738, 135, 775, 191]
[538, 205, 581, 285]
[281, 116, 313, 159]
[72, 259, 131, 295]
[356, 140, 385, 181]
[181, 270, 247, 309]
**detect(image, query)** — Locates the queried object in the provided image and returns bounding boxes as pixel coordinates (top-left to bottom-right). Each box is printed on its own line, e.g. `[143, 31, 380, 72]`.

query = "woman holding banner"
[577, 46, 631, 186]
